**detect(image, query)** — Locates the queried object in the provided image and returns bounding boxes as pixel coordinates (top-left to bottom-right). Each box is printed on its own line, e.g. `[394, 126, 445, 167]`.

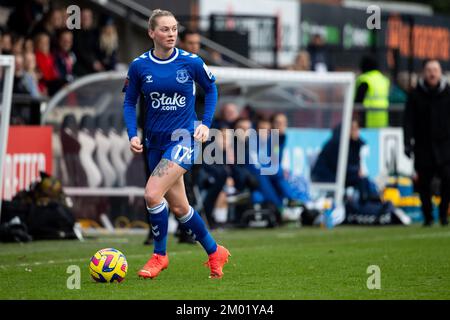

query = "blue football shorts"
[146, 138, 201, 174]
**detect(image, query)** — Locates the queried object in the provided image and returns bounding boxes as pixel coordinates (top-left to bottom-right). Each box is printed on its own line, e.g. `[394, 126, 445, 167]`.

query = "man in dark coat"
[311, 120, 380, 202]
[311, 120, 365, 187]
[403, 59, 450, 226]
[72, 8, 103, 76]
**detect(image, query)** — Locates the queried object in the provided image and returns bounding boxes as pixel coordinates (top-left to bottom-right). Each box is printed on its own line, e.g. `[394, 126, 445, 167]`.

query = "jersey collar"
[149, 48, 179, 64]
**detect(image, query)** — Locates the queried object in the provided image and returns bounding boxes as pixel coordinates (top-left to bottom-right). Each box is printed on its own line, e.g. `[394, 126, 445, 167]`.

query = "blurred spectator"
[307, 34, 333, 72]
[240, 104, 258, 124]
[270, 112, 308, 205]
[271, 112, 288, 164]
[205, 47, 233, 66]
[232, 117, 259, 190]
[7, 0, 49, 36]
[212, 102, 240, 128]
[355, 55, 390, 128]
[98, 18, 118, 71]
[13, 54, 32, 95]
[11, 34, 25, 55]
[311, 121, 356, 184]
[73, 8, 103, 76]
[178, 28, 206, 117]
[246, 116, 300, 212]
[32, 8, 65, 50]
[34, 32, 65, 96]
[202, 126, 230, 229]
[389, 72, 409, 104]
[1, 31, 12, 54]
[288, 50, 311, 71]
[23, 52, 41, 98]
[24, 37, 34, 54]
[201, 122, 258, 228]
[403, 59, 450, 227]
[53, 30, 76, 83]
[234, 117, 253, 137]
[179, 28, 201, 54]
[311, 120, 377, 200]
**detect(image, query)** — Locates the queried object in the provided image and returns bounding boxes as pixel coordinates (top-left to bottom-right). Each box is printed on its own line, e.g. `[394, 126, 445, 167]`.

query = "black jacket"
[403, 78, 450, 169]
[311, 125, 365, 185]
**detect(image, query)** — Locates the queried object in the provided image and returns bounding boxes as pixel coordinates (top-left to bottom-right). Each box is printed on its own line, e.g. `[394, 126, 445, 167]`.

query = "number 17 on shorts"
[166, 141, 200, 170]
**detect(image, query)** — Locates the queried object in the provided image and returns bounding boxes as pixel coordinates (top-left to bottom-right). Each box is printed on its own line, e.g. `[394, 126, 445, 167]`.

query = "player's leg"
[176, 170, 197, 244]
[165, 174, 231, 279]
[143, 142, 154, 245]
[144, 158, 186, 253]
[165, 175, 217, 254]
[138, 157, 186, 279]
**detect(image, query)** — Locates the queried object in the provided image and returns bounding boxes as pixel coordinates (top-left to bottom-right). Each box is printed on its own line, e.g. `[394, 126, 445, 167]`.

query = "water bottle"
[325, 207, 334, 229]
[324, 199, 334, 229]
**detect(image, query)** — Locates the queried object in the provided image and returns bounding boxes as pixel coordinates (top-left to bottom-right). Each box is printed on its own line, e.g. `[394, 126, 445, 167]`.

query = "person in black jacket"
[311, 120, 378, 202]
[312, 120, 365, 186]
[73, 8, 103, 76]
[403, 59, 450, 226]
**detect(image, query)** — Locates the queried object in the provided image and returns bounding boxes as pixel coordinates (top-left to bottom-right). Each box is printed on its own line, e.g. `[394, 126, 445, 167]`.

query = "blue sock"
[147, 201, 169, 255]
[178, 207, 217, 255]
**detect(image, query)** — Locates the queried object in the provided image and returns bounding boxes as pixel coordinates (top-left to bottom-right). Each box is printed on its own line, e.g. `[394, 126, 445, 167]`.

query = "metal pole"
[0, 55, 15, 221]
[273, 16, 279, 69]
[334, 73, 355, 209]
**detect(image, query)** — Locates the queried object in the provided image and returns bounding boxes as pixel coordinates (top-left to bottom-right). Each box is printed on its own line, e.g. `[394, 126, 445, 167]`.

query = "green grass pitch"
[1, 225, 450, 299]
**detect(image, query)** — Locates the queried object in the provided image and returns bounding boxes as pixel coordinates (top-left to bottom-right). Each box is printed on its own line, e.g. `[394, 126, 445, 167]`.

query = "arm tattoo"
[151, 159, 173, 177]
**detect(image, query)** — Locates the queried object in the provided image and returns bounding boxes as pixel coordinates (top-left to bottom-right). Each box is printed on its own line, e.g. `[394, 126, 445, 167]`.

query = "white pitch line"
[0, 251, 193, 269]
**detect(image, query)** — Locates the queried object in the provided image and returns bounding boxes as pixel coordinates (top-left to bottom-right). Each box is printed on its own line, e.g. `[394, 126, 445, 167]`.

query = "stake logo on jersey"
[150, 92, 186, 110]
[123, 47, 217, 150]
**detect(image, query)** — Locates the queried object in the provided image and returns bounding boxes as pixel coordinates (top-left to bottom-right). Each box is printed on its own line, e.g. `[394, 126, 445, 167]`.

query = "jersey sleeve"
[191, 56, 216, 87]
[191, 57, 217, 128]
[123, 60, 141, 140]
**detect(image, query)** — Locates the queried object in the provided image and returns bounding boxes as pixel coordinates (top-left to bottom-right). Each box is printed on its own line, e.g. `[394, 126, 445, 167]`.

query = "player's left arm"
[191, 58, 218, 142]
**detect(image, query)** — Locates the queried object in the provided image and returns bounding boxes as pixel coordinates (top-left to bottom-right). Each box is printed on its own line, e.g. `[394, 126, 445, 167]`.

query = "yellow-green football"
[89, 248, 128, 283]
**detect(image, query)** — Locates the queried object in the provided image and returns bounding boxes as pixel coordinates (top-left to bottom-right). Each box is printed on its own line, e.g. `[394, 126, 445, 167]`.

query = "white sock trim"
[177, 206, 194, 224]
[147, 200, 167, 214]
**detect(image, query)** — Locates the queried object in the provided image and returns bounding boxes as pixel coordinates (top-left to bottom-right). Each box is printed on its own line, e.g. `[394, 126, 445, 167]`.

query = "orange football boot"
[204, 245, 231, 279]
[138, 253, 169, 279]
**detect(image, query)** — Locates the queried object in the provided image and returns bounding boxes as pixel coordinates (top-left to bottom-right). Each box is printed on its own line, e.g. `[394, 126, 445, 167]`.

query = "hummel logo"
[152, 225, 160, 237]
[146, 75, 153, 83]
[186, 229, 196, 240]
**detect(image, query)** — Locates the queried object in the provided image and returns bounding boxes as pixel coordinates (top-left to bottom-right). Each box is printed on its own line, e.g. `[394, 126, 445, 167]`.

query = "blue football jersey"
[123, 47, 217, 150]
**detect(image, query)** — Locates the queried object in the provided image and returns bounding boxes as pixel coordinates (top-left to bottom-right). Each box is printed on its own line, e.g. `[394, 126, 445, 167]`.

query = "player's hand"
[130, 136, 143, 154]
[194, 124, 209, 143]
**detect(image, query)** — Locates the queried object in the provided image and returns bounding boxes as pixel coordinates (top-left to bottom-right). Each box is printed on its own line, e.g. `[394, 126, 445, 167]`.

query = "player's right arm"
[123, 60, 143, 154]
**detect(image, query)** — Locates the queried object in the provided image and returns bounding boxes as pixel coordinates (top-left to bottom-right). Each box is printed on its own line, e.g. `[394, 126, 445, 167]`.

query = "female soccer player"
[123, 9, 230, 279]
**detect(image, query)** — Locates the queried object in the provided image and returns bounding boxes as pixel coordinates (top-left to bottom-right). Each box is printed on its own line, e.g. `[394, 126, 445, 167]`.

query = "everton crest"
[176, 69, 189, 83]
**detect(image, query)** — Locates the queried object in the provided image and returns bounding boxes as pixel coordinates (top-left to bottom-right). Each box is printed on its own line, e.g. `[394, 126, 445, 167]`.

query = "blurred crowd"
[0, 1, 119, 98]
[188, 102, 306, 229]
